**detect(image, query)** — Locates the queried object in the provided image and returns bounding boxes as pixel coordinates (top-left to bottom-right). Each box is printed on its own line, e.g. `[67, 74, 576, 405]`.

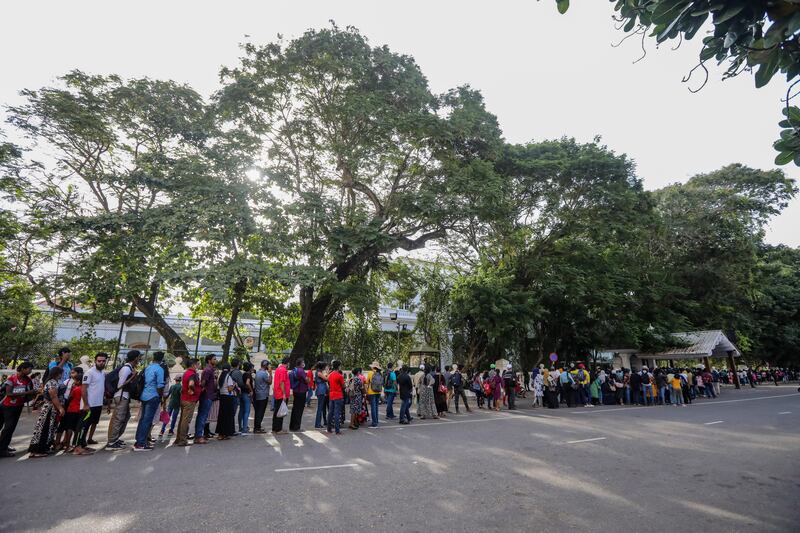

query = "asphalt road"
[1, 386, 799, 533]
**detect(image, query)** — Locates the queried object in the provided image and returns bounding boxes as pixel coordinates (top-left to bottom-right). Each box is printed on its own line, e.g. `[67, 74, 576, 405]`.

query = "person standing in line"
[383, 362, 397, 420]
[252, 360, 271, 434]
[443, 365, 453, 411]
[701, 369, 716, 399]
[348, 368, 365, 429]
[450, 364, 471, 413]
[174, 358, 201, 447]
[670, 372, 684, 406]
[194, 355, 217, 444]
[47, 347, 73, 385]
[132, 352, 165, 452]
[216, 363, 238, 440]
[412, 364, 425, 414]
[432, 367, 448, 417]
[655, 369, 668, 405]
[397, 365, 413, 424]
[289, 359, 309, 432]
[56, 367, 83, 451]
[0, 362, 37, 458]
[272, 357, 291, 435]
[160, 376, 182, 438]
[75, 352, 109, 454]
[365, 361, 383, 428]
[417, 365, 438, 420]
[305, 366, 315, 407]
[27, 367, 65, 458]
[326, 360, 345, 435]
[238, 362, 254, 433]
[502, 364, 517, 410]
[532, 369, 544, 408]
[107, 350, 140, 450]
[227, 358, 244, 435]
[314, 362, 329, 429]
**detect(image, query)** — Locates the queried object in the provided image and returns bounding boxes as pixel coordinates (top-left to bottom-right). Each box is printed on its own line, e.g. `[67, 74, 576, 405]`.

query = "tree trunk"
[221, 277, 248, 362]
[290, 287, 334, 365]
[132, 294, 189, 358]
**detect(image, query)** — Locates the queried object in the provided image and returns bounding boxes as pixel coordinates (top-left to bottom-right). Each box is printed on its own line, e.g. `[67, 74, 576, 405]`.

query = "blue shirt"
[48, 360, 73, 385]
[384, 370, 397, 393]
[141, 363, 165, 402]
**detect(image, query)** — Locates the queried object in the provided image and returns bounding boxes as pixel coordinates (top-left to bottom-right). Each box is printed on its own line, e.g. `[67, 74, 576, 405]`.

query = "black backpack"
[129, 372, 146, 401]
[452, 372, 463, 388]
[105, 364, 126, 398]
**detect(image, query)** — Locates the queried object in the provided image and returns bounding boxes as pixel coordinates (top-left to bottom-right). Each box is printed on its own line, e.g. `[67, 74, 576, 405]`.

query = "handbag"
[276, 399, 289, 418]
[438, 384, 447, 394]
[159, 410, 171, 424]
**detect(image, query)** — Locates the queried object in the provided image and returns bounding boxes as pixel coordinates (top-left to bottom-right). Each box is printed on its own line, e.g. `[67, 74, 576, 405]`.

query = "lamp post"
[389, 311, 401, 361]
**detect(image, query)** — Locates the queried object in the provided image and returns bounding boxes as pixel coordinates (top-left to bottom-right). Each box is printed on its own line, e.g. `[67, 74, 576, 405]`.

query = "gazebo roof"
[647, 330, 740, 359]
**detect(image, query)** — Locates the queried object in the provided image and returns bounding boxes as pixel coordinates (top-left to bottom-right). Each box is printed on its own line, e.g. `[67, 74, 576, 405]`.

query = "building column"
[727, 351, 740, 389]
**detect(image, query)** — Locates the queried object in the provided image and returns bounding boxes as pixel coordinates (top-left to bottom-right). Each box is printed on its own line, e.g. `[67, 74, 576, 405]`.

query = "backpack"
[577, 369, 586, 382]
[104, 363, 131, 398]
[289, 368, 299, 390]
[369, 371, 383, 393]
[384, 371, 396, 390]
[451, 372, 463, 388]
[346, 377, 357, 398]
[129, 372, 146, 401]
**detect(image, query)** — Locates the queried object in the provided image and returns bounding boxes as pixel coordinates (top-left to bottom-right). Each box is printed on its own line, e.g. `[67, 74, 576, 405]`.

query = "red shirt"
[273, 364, 291, 400]
[307, 369, 315, 390]
[181, 368, 201, 402]
[328, 371, 345, 401]
[66, 384, 82, 413]
[2, 374, 32, 407]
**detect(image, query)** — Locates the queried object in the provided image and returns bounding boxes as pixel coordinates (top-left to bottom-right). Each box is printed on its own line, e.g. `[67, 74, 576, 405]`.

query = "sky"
[2, 0, 796, 246]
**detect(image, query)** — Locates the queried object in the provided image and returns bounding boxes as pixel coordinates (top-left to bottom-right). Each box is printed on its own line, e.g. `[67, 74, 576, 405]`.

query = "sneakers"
[133, 444, 153, 452]
[105, 442, 125, 450]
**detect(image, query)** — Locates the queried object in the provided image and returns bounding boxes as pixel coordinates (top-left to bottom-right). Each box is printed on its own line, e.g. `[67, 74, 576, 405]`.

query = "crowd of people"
[0, 347, 797, 458]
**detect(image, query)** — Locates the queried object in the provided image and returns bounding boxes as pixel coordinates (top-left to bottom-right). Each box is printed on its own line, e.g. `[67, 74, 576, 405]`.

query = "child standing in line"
[160, 376, 182, 437]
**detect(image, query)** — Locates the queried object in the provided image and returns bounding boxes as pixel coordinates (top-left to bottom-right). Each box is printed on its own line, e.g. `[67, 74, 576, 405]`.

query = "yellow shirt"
[365, 370, 381, 395]
[671, 377, 682, 389]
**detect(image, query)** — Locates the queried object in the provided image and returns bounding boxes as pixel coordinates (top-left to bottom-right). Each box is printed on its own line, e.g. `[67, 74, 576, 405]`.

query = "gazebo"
[638, 330, 742, 387]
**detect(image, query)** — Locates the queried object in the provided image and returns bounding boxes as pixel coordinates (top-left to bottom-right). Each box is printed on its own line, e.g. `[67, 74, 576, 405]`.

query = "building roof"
[648, 330, 740, 359]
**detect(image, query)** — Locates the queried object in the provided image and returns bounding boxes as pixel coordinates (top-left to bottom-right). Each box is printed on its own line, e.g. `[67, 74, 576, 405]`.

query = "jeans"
[161, 406, 179, 434]
[135, 397, 160, 447]
[672, 388, 683, 405]
[453, 387, 469, 411]
[704, 385, 716, 398]
[577, 385, 588, 405]
[195, 398, 212, 437]
[306, 389, 314, 407]
[641, 384, 653, 405]
[624, 387, 631, 405]
[315, 393, 328, 427]
[238, 393, 251, 432]
[368, 394, 380, 427]
[385, 391, 396, 418]
[253, 398, 268, 430]
[328, 398, 344, 433]
[399, 397, 412, 422]
[658, 386, 668, 405]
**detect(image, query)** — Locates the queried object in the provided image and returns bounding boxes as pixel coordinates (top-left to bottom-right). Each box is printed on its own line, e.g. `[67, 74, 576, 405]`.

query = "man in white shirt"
[73, 352, 108, 455]
[106, 350, 141, 450]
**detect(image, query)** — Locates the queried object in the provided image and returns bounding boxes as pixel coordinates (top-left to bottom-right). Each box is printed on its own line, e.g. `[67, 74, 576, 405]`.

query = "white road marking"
[778, 411, 791, 415]
[566, 437, 607, 444]
[275, 463, 358, 473]
[704, 421, 724, 425]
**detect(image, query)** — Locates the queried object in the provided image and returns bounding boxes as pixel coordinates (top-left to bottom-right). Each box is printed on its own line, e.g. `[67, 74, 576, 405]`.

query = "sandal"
[29, 453, 49, 458]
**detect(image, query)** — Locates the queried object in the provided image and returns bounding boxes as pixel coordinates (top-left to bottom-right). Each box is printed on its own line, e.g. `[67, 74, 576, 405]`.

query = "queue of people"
[0, 348, 793, 459]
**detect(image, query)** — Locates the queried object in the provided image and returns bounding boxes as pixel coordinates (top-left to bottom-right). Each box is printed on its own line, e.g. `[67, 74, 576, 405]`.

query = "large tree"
[7, 71, 220, 357]
[217, 25, 505, 363]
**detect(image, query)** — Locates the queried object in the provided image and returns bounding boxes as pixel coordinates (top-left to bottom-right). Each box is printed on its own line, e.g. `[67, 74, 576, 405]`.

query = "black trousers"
[289, 391, 305, 431]
[272, 398, 286, 432]
[0, 405, 23, 451]
[507, 389, 516, 409]
[253, 398, 268, 431]
[453, 387, 469, 411]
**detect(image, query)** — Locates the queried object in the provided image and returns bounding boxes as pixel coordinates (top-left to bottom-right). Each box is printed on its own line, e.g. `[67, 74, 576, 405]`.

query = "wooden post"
[727, 351, 740, 389]
[703, 356, 711, 371]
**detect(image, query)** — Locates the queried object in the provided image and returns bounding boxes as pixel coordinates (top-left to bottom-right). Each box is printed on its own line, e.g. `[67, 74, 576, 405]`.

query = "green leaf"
[787, 106, 800, 124]
[774, 151, 794, 165]
[557, 0, 569, 14]
[755, 50, 781, 88]
[714, 4, 746, 25]
[651, 0, 690, 25]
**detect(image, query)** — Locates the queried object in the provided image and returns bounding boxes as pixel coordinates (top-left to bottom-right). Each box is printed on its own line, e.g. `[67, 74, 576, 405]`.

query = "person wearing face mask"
[289, 359, 309, 431]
